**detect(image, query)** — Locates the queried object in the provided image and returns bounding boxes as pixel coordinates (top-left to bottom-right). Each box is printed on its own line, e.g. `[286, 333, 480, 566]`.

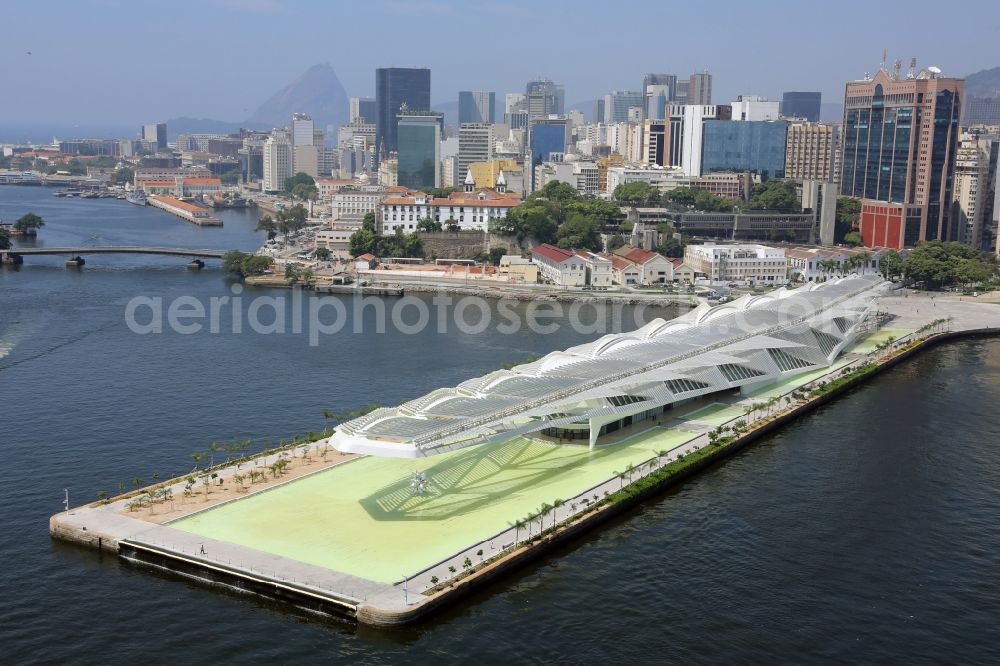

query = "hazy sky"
[2, 0, 998, 126]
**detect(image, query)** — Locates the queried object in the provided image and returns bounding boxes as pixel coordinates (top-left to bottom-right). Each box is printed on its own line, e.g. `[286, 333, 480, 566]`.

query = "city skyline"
[2, 0, 998, 126]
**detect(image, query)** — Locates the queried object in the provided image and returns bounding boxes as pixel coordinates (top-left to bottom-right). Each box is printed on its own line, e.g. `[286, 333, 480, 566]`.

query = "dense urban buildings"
[375, 67, 431, 161]
[841, 64, 964, 249]
[525, 79, 564, 120]
[781, 92, 822, 121]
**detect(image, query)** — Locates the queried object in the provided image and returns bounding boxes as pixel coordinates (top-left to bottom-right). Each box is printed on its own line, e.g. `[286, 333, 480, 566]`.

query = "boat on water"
[125, 190, 147, 206]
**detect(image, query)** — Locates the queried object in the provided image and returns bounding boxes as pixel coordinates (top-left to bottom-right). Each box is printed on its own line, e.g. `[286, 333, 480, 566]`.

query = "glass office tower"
[781, 92, 822, 121]
[375, 68, 431, 161]
[397, 112, 442, 189]
[701, 120, 789, 180]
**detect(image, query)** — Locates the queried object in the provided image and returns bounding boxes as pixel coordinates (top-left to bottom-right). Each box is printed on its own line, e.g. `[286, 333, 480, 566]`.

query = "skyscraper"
[375, 67, 431, 160]
[952, 130, 998, 250]
[525, 80, 564, 120]
[781, 92, 822, 121]
[142, 123, 167, 151]
[458, 123, 495, 185]
[603, 91, 644, 123]
[458, 91, 496, 124]
[349, 97, 377, 123]
[291, 113, 318, 177]
[642, 73, 677, 119]
[688, 71, 712, 105]
[262, 130, 292, 192]
[396, 112, 443, 189]
[841, 65, 964, 248]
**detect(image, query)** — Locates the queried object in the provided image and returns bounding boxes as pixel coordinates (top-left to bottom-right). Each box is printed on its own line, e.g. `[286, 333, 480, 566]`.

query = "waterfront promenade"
[48, 289, 1000, 625]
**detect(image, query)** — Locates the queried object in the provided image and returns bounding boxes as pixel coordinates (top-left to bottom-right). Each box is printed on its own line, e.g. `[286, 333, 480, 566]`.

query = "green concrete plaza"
[172, 428, 694, 584]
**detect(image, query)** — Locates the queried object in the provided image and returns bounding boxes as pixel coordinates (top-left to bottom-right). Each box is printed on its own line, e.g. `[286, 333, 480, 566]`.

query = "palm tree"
[191, 451, 205, 470]
[552, 499, 564, 528]
[539, 503, 552, 531]
[0, 228, 11, 250]
[855, 250, 872, 275]
[208, 441, 224, 467]
[322, 409, 334, 433]
[510, 519, 524, 546]
[614, 470, 625, 489]
[131, 477, 143, 491]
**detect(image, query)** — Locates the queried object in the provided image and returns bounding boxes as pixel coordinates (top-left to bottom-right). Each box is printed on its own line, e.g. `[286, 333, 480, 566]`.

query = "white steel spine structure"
[331, 276, 889, 458]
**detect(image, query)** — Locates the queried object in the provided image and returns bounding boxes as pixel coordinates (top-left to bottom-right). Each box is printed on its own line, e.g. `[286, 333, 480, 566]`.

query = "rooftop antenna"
[893, 58, 902, 80]
[880, 49, 888, 71]
[907, 57, 917, 79]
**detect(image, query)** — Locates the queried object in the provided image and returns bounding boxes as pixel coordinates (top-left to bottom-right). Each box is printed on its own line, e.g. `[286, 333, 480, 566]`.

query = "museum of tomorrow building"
[331, 276, 889, 458]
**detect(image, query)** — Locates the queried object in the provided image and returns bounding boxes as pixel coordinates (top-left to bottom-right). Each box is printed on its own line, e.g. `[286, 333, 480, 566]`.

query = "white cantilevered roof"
[331, 276, 888, 457]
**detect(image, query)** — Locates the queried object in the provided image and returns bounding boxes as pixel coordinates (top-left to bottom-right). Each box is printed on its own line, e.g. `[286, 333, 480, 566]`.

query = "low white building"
[531, 243, 587, 287]
[684, 243, 788, 284]
[380, 187, 521, 233]
[613, 245, 675, 284]
[785, 246, 884, 283]
[315, 226, 356, 256]
[576, 250, 613, 287]
[608, 255, 641, 285]
[330, 185, 387, 225]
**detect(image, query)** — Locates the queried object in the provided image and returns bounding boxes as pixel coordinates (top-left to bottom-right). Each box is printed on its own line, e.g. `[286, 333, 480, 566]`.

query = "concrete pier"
[48, 291, 1000, 626]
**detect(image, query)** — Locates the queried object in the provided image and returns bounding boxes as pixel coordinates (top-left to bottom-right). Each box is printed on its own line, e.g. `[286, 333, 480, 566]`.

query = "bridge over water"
[0, 246, 230, 267]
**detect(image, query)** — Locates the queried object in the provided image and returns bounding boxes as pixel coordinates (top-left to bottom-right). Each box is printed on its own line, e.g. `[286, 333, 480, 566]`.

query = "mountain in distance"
[964, 66, 1000, 97]
[246, 63, 348, 129]
[432, 100, 458, 127]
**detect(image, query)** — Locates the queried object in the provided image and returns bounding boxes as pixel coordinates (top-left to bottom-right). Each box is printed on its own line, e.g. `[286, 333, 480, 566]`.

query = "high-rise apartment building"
[262, 131, 293, 192]
[841, 65, 964, 248]
[458, 123, 495, 185]
[142, 123, 167, 151]
[349, 97, 377, 124]
[785, 122, 839, 182]
[375, 67, 431, 160]
[782, 92, 822, 121]
[396, 112, 443, 189]
[952, 131, 998, 250]
[458, 91, 496, 124]
[290, 113, 318, 177]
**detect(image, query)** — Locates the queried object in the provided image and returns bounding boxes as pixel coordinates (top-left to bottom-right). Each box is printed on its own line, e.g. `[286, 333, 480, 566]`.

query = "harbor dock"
[148, 195, 223, 226]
